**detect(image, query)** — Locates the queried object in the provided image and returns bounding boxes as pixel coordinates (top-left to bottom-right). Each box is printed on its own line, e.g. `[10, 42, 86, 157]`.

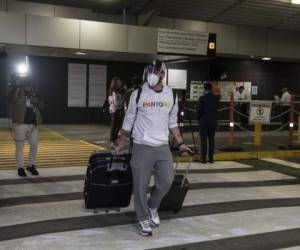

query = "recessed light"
[76, 51, 86, 55]
[292, 0, 300, 4]
[250, 55, 255, 58]
[262, 57, 271, 61]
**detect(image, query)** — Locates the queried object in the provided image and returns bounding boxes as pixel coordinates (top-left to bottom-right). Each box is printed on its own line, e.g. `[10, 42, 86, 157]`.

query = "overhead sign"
[249, 102, 272, 124]
[157, 28, 210, 56]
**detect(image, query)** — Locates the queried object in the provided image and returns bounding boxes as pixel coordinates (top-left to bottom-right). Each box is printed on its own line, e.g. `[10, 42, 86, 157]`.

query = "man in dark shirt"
[198, 82, 219, 163]
[9, 77, 43, 177]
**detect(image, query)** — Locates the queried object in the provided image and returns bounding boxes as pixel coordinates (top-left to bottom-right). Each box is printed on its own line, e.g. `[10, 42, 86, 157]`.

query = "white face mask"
[147, 73, 159, 87]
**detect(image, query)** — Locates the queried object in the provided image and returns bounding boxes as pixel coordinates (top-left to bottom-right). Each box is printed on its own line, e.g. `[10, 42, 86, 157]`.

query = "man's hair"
[151, 60, 166, 73]
[204, 82, 212, 91]
[143, 60, 167, 83]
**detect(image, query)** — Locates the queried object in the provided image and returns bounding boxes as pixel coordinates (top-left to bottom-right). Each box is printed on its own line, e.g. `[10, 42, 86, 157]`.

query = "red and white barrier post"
[229, 91, 235, 146]
[288, 95, 295, 146]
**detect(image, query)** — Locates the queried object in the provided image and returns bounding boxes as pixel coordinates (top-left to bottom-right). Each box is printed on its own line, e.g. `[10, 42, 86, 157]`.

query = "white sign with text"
[168, 69, 187, 89]
[158, 28, 209, 55]
[249, 101, 272, 124]
[89, 65, 107, 107]
[68, 63, 87, 107]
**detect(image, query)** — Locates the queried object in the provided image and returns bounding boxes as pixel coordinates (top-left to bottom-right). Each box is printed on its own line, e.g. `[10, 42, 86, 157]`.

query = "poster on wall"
[188, 81, 252, 101]
[168, 69, 187, 89]
[68, 63, 87, 107]
[218, 81, 252, 100]
[252, 86, 258, 95]
[189, 81, 204, 100]
[88, 65, 107, 107]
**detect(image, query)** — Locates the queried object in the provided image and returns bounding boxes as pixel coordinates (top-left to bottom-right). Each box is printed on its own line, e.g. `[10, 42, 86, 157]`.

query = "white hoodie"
[122, 83, 178, 146]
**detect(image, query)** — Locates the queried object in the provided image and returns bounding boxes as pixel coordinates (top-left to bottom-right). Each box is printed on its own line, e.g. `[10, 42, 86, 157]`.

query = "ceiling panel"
[3, 44, 191, 63]
[160, 0, 242, 21]
[158, 0, 300, 31]
[18, 0, 300, 31]
[19, 0, 140, 13]
[212, 0, 300, 29]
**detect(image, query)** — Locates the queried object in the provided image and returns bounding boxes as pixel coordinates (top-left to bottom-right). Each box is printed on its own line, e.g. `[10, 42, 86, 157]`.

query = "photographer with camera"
[8, 75, 44, 177]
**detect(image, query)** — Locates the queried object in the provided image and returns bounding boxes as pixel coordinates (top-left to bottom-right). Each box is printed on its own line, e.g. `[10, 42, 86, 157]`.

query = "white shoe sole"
[138, 231, 153, 237]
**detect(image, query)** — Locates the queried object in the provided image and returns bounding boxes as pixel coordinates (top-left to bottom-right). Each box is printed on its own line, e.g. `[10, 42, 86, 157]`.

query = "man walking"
[114, 60, 192, 236]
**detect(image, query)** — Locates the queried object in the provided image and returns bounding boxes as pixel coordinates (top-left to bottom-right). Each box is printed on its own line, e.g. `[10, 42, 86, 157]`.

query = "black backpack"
[102, 99, 109, 113]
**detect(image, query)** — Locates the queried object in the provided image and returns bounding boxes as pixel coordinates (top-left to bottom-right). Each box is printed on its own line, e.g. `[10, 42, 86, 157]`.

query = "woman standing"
[108, 77, 126, 145]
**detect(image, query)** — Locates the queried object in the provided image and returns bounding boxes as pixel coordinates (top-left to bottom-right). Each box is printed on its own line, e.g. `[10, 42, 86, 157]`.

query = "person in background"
[234, 86, 241, 100]
[8, 76, 43, 177]
[212, 81, 222, 99]
[198, 82, 219, 163]
[108, 77, 126, 145]
[280, 87, 291, 104]
[238, 86, 251, 127]
[114, 60, 192, 237]
[280, 87, 291, 125]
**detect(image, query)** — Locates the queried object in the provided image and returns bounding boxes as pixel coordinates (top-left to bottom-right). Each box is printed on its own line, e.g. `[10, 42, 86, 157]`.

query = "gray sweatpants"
[131, 143, 175, 221]
[12, 124, 38, 169]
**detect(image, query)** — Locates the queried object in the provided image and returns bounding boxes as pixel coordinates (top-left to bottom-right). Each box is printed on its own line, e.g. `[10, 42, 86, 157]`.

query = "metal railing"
[179, 94, 300, 151]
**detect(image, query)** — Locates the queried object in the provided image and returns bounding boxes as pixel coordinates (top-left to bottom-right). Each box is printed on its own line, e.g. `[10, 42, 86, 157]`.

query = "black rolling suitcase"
[84, 150, 133, 211]
[156, 154, 192, 213]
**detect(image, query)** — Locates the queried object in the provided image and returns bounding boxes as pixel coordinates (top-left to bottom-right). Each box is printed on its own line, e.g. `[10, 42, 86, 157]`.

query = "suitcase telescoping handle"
[174, 152, 194, 188]
[112, 149, 129, 156]
[107, 150, 130, 171]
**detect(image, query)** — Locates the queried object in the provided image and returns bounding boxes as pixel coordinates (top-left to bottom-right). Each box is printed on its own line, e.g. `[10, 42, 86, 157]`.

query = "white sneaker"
[148, 207, 160, 227]
[137, 220, 152, 236]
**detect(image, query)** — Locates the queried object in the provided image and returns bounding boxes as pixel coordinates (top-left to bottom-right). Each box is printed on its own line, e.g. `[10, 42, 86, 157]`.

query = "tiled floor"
[0, 158, 300, 249]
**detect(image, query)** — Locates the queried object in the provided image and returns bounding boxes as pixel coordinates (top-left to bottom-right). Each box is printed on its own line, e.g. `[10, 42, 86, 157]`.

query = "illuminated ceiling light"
[262, 57, 271, 61]
[292, 0, 300, 4]
[76, 51, 86, 55]
[17, 63, 29, 76]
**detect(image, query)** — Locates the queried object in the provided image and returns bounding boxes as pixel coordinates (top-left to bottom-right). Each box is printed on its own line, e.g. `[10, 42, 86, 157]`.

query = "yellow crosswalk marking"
[0, 127, 106, 170]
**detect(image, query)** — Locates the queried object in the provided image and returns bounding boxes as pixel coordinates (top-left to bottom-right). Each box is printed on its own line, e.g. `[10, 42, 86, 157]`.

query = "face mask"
[147, 73, 159, 87]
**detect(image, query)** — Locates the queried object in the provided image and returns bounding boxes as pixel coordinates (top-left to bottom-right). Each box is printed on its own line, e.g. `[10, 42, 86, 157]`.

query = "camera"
[8, 74, 32, 89]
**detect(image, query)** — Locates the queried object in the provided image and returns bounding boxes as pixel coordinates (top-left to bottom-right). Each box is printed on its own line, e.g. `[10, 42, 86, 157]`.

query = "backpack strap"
[169, 88, 177, 113]
[172, 88, 176, 108]
[129, 87, 142, 152]
[136, 87, 142, 105]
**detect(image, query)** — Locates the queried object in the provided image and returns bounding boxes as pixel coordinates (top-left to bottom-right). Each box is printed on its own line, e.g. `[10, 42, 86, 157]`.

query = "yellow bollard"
[298, 116, 300, 144]
[254, 123, 262, 146]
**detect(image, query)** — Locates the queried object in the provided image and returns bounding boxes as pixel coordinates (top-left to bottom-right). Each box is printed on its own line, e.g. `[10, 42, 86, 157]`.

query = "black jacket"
[198, 92, 220, 127]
